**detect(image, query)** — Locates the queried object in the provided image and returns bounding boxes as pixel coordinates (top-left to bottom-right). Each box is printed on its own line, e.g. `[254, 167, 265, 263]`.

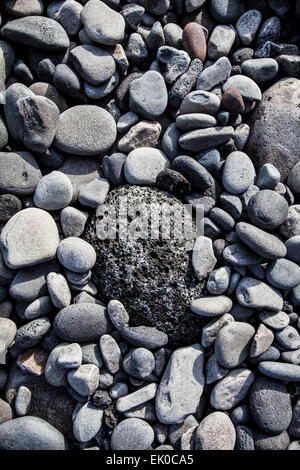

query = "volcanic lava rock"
[84, 185, 206, 346]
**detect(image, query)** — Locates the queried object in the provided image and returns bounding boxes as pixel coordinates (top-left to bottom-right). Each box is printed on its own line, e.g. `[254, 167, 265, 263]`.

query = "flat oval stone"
[210, 369, 255, 410]
[236, 277, 283, 311]
[190, 296, 232, 317]
[57, 237, 96, 273]
[192, 236, 217, 281]
[258, 362, 300, 382]
[70, 44, 115, 85]
[156, 344, 204, 424]
[44, 343, 69, 387]
[179, 126, 234, 152]
[222, 151, 256, 194]
[81, 0, 125, 46]
[54, 105, 117, 156]
[259, 310, 290, 331]
[129, 71, 168, 120]
[236, 222, 287, 260]
[195, 412, 236, 450]
[215, 321, 255, 368]
[247, 189, 289, 230]
[73, 402, 103, 443]
[266, 258, 300, 290]
[250, 377, 292, 434]
[236, 9, 262, 45]
[0, 416, 66, 450]
[172, 156, 214, 190]
[223, 243, 262, 266]
[241, 58, 278, 83]
[182, 22, 206, 62]
[53, 303, 112, 342]
[223, 75, 262, 102]
[121, 327, 168, 350]
[111, 418, 154, 450]
[124, 147, 170, 185]
[180, 90, 221, 115]
[176, 113, 217, 131]
[1, 16, 70, 51]
[0, 151, 41, 196]
[0, 208, 59, 269]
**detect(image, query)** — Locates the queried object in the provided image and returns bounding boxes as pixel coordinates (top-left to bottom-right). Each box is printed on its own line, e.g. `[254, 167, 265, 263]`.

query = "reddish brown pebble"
[0, 398, 13, 424]
[221, 86, 245, 114]
[183, 22, 207, 62]
[17, 347, 48, 376]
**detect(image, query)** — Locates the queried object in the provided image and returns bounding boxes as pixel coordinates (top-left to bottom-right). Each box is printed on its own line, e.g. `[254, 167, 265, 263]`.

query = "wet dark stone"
[84, 185, 207, 346]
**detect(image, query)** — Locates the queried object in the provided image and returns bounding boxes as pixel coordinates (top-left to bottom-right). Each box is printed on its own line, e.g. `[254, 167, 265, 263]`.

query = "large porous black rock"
[84, 185, 207, 346]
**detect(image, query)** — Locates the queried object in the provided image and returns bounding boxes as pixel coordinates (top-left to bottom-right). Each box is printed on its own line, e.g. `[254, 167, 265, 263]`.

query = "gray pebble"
[223, 243, 262, 267]
[60, 207, 88, 238]
[107, 300, 129, 331]
[81, 342, 103, 368]
[207, 267, 231, 295]
[222, 151, 256, 195]
[111, 418, 154, 450]
[67, 363, 99, 396]
[123, 348, 155, 379]
[110, 382, 128, 400]
[196, 57, 231, 92]
[124, 147, 170, 185]
[236, 277, 283, 311]
[241, 58, 278, 83]
[191, 295, 232, 317]
[57, 343, 82, 369]
[117, 112, 139, 134]
[84, 70, 119, 100]
[201, 313, 234, 348]
[73, 402, 103, 443]
[230, 404, 251, 425]
[276, 326, 300, 350]
[46, 273, 71, 310]
[180, 90, 221, 115]
[53, 64, 82, 96]
[34, 171, 73, 210]
[78, 178, 110, 208]
[102, 153, 126, 185]
[57, 237, 96, 273]
[215, 321, 255, 368]
[236, 425, 254, 450]
[205, 354, 229, 385]
[208, 25, 236, 60]
[44, 342, 69, 387]
[125, 33, 148, 65]
[157, 46, 190, 85]
[236, 9, 262, 45]
[223, 74, 262, 102]
[81, 0, 125, 46]
[259, 361, 300, 382]
[121, 326, 168, 350]
[172, 155, 214, 189]
[195, 412, 236, 450]
[257, 16, 281, 46]
[15, 386, 31, 417]
[247, 189, 288, 230]
[70, 44, 115, 86]
[250, 323, 274, 358]
[236, 222, 287, 260]
[168, 59, 203, 110]
[255, 430, 290, 450]
[100, 334, 121, 375]
[192, 236, 217, 281]
[210, 0, 245, 23]
[0, 151, 41, 197]
[266, 258, 300, 290]
[24, 296, 53, 320]
[129, 71, 168, 120]
[117, 383, 157, 413]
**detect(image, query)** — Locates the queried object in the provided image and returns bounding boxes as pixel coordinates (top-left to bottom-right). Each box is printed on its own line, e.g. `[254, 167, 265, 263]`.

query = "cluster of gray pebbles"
[0, 0, 300, 452]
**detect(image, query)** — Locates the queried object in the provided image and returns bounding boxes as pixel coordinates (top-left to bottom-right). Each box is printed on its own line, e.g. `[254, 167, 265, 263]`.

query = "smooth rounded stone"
[121, 327, 168, 350]
[223, 243, 262, 267]
[0, 318, 16, 348]
[196, 57, 231, 92]
[83, 70, 119, 100]
[156, 344, 204, 425]
[250, 377, 292, 434]
[246, 78, 300, 181]
[192, 236, 217, 282]
[0, 39, 16, 82]
[210, 369, 255, 411]
[4, 0, 43, 17]
[172, 156, 214, 190]
[195, 412, 236, 450]
[118, 120, 161, 153]
[156, 169, 191, 198]
[0, 151, 41, 197]
[52, 63, 82, 97]
[0, 398, 12, 424]
[15, 386, 31, 417]
[111, 417, 154, 450]
[221, 86, 245, 114]
[23, 296, 53, 320]
[124, 147, 170, 186]
[247, 190, 288, 231]
[250, 323, 274, 358]
[236, 9, 262, 45]
[0, 194, 22, 225]
[78, 178, 110, 209]
[222, 151, 256, 195]
[56, 343, 82, 369]
[241, 58, 278, 83]
[123, 348, 155, 379]
[266, 259, 300, 290]
[205, 354, 228, 385]
[59, 158, 100, 202]
[58, 0, 82, 36]
[54, 303, 111, 343]
[60, 207, 88, 239]
[29, 82, 68, 113]
[190, 296, 232, 318]
[67, 364, 99, 396]
[73, 402, 103, 443]
[201, 313, 234, 349]
[33, 171, 73, 211]
[195, 148, 220, 174]
[207, 25, 236, 61]
[223, 75, 262, 103]
[234, 123, 250, 151]
[81, 343, 103, 368]
[70, 45, 115, 86]
[210, 207, 235, 231]
[277, 55, 300, 79]
[81, 0, 125, 45]
[57, 237, 96, 274]
[255, 431, 290, 451]
[276, 326, 300, 350]
[168, 59, 203, 110]
[280, 205, 300, 239]
[117, 383, 157, 413]
[180, 90, 220, 116]
[110, 382, 128, 400]
[46, 273, 71, 310]
[236, 222, 287, 260]
[215, 321, 255, 369]
[54, 105, 116, 156]
[257, 16, 281, 45]
[236, 277, 283, 312]
[44, 343, 69, 387]
[4, 83, 34, 142]
[157, 46, 190, 85]
[64, 269, 91, 288]
[285, 236, 300, 264]
[117, 112, 139, 134]
[102, 153, 126, 186]
[164, 23, 182, 49]
[288, 161, 300, 194]
[259, 362, 300, 382]
[107, 300, 129, 331]
[259, 310, 290, 331]
[1, 16, 69, 51]
[207, 267, 231, 295]
[129, 71, 167, 120]
[230, 404, 251, 425]
[176, 114, 217, 132]
[182, 22, 206, 62]
[0, 208, 59, 270]
[0, 416, 67, 450]
[99, 334, 121, 375]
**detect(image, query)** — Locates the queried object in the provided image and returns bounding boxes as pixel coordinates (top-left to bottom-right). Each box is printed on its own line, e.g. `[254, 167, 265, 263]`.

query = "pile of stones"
[0, 0, 300, 451]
